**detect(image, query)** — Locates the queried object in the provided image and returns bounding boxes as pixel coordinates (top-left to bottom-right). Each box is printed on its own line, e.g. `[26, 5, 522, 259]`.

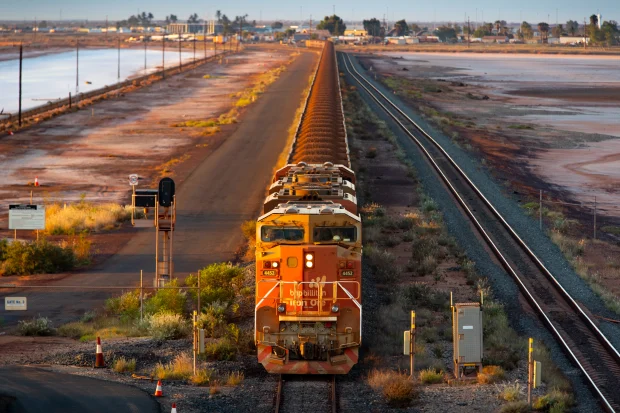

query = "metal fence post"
[539, 190, 543, 230]
[140, 270, 144, 321]
[197, 269, 201, 313]
[18, 43, 23, 127]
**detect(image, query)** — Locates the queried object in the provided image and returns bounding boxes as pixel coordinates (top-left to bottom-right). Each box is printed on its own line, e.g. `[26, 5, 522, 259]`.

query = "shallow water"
[0, 48, 195, 113]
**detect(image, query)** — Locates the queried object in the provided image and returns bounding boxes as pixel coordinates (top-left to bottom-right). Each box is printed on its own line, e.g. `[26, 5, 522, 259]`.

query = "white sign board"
[9, 205, 45, 230]
[129, 174, 139, 186]
[5, 297, 27, 311]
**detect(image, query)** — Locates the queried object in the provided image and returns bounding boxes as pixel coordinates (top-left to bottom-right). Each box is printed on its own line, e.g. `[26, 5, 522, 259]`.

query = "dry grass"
[418, 368, 444, 384]
[153, 353, 193, 381]
[112, 357, 136, 373]
[496, 381, 524, 402]
[225, 371, 244, 386]
[367, 369, 418, 407]
[45, 202, 131, 234]
[499, 401, 530, 413]
[160, 154, 191, 175]
[209, 381, 221, 395]
[477, 365, 506, 384]
[533, 389, 574, 412]
[189, 368, 215, 386]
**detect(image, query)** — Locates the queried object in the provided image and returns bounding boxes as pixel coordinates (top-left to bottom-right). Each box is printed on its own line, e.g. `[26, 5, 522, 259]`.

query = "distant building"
[167, 23, 206, 34]
[344, 29, 367, 36]
[558, 36, 590, 45]
[482, 35, 509, 43]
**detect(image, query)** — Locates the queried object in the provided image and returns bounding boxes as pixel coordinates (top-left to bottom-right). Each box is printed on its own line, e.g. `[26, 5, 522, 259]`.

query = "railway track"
[275, 375, 337, 413]
[340, 51, 620, 412]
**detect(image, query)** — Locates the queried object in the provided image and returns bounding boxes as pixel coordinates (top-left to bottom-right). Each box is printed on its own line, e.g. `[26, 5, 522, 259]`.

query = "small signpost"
[5, 297, 27, 311]
[9, 204, 45, 240]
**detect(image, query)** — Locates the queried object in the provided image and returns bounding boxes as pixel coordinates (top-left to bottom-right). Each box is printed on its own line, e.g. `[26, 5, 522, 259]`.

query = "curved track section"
[288, 42, 349, 166]
[341, 52, 620, 412]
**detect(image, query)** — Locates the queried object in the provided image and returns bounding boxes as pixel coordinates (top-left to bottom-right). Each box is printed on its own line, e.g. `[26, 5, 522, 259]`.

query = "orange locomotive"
[255, 162, 362, 374]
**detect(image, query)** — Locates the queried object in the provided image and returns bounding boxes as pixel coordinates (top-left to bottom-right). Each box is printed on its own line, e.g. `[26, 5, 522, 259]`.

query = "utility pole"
[34, 18, 36, 42]
[105, 15, 108, 39]
[162, 34, 165, 78]
[468, 17, 471, 48]
[18, 43, 22, 127]
[76, 39, 79, 94]
[179, 34, 182, 72]
[144, 40, 147, 74]
[193, 35, 196, 64]
[117, 36, 121, 82]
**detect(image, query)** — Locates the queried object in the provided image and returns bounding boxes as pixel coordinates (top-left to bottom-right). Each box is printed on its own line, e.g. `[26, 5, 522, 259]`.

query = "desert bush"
[401, 283, 449, 312]
[241, 220, 256, 243]
[483, 301, 523, 370]
[144, 279, 187, 315]
[105, 290, 141, 320]
[533, 389, 574, 412]
[113, 357, 136, 373]
[365, 147, 378, 158]
[496, 381, 524, 402]
[17, 316, 55, 336]
[533, 345, 571, 391]
[225, 371, 244, 386]
[418, 368, 443, 384]
[185, 262, 244, 307]
[0, 240, 75, 275]
[148, 312, 189, 340]
[361, 203, 385, 217]
[550, 231, 584, 259]
[477, 365, 505, 384]
[367, 369, 418, 408]
[153, 353, 193, 380]
[421, 197, 438, 213]
[45, 202, 131, 235]
[499, 401, 530, 413]
[198, 301, 228, 338]
[365, 246, 400, 282]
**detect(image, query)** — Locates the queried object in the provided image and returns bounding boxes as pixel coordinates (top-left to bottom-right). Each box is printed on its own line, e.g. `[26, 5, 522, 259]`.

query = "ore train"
[254, 41, 361, 374]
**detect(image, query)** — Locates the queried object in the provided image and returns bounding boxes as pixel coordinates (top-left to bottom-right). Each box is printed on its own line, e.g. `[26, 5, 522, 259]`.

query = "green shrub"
[185, 263, 244, 307]
[365, 246, 400, 282]
[198, 301, 228, 338]
[418, 368, 443, 384]
[105, 290, 141, 319]
[148, 312, 189, 340]
[17, 316, 55, 336]
[203, 339, 237, 361]
[483, 301, 523, 370]
[241, 221, 256, 242]
[0, 240, 75, 275]
[144, 279, 187, 315]
[190, 368, 215, 385]
[57, 322, 95, 339]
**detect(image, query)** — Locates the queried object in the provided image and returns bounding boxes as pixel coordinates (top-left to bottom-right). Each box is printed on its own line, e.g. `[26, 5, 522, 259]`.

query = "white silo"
[597, 13, 602, 29]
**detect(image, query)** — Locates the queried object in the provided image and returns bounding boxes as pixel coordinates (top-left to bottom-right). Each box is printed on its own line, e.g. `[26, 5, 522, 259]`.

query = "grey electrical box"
[452, 302, 483, 378]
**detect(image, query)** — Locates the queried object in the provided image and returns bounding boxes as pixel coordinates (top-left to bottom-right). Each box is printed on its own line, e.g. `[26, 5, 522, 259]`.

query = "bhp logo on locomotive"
[289, 276, 328, 297]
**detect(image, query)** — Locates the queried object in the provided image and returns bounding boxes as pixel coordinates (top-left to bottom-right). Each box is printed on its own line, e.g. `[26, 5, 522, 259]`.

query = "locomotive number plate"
[262, 270, 277, 276]
[340, 270, 354, 276]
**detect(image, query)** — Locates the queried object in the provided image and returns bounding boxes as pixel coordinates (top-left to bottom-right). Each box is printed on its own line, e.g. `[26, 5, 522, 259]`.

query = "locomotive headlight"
[277, 303, 286, 313]
[272, 261, 279, 268]
[331, 304, 340, 313]
[304, 252, 314, 269]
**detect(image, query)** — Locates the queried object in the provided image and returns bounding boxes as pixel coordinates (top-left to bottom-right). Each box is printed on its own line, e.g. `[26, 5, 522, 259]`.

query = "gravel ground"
[343, 52, 607, 412]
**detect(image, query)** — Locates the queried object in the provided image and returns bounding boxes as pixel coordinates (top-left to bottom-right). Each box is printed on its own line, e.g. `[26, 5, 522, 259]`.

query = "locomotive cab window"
[313, 226, 357, 242]
[261, 226, 305, 242]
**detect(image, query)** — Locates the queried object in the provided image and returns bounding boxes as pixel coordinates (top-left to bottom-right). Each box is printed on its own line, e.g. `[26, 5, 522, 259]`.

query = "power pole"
[76, 39, 79, 94]
[105, 15, 108, 39]
[18, 43, 23, 127]
[468, 17, 471, 48]
[162, 34, 165, 78]
[179, 34, 182, 72]
[117, 36, 121, 82]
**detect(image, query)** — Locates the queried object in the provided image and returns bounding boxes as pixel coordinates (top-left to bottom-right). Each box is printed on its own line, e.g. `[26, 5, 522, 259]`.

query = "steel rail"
[274, 375, 337, 413]
[341, 51, 619, 412]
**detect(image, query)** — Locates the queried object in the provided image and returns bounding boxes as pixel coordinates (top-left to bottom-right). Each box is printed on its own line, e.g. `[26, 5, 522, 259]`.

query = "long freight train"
[254, 41, 362, 374]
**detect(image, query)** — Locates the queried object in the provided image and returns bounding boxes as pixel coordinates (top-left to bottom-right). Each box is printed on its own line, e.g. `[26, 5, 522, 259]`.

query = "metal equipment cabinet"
[452, 302, 483, 378]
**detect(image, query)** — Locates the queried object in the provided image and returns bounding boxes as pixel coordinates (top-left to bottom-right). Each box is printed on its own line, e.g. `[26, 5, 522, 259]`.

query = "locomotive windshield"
[261, 226, 305, 242]
[313, 226, 357, 243]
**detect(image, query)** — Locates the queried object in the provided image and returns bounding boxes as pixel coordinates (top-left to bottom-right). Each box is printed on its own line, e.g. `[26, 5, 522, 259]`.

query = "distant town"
[1, 11, 617, 46]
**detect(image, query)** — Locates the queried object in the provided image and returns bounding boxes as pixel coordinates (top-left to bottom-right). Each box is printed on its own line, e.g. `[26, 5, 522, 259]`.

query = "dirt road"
[0, 47, 318, 327]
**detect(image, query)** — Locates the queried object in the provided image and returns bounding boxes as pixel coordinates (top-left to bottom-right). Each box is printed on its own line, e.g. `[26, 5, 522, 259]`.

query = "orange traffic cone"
[94, 336, 105, 368]
[171, 402, 177, 413]
[34, 177, 39, 187]
[154, 380, 164, 397]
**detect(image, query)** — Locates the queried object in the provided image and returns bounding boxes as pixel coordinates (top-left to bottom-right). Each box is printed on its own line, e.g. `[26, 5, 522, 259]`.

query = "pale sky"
[0, 0, 618, 24]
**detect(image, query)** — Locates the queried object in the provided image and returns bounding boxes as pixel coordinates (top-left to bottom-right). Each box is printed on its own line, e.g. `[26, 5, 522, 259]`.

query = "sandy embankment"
[0, 47, 295, 229]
